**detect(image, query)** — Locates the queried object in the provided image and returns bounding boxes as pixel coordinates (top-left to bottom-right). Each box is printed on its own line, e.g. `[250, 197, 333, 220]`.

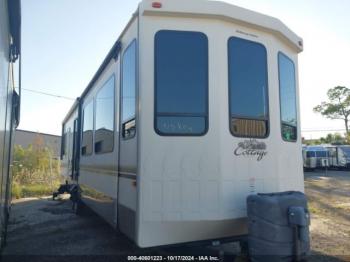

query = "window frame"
[227, 36, 270, 139]
[278, 51, 298, 143]
[81, 100, 94, 156]
[121, 39, 137, 140]
[154, 30, 209, 137]
[61, 124, 66, 159]
[94, 74, 115, 154]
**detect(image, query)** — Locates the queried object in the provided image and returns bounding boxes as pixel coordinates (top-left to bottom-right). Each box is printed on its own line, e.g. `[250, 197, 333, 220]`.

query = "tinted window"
[121, 41, 136, 139]
[228, 37, 268, 138]
[316, 151, 327, 158]
[155, 30, 208, 135]
[95, 76, 114, 153]
[306, 151, 315, 158]
[82, 101, 93, 156]
[279, 52, 297, 141]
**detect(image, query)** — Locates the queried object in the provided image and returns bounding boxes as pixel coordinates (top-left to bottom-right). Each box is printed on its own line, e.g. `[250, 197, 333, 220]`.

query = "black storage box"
[247, 191, 310, 262]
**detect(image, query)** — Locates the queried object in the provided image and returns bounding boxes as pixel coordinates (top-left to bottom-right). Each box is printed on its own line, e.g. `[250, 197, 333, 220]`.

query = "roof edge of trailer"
[140, 0, 303, 53]
[62, 10, 139, 123]
[79, 11, 138, 102]
[7, 0, 21, 59]
[63, 98, 80, 124]
[80, 40, 122, 100]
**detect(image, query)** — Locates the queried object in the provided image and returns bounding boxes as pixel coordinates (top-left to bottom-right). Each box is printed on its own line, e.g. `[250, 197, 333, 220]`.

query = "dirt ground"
[305, 170, 350, 261]
[1, 195, 239, 261]
[1, 170, 350, 261]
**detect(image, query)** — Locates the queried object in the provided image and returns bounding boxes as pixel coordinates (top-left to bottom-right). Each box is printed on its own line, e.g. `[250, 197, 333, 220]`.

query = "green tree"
[11, 134, 62, 198]
[323, 133, 346, 144]
[313, 86, 350, 134]
[303, 132, 347, 145]
[333, 133, 345, 144]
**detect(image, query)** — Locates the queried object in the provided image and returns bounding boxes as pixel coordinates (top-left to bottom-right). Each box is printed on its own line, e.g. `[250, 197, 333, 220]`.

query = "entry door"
[117, 39, 138, 240]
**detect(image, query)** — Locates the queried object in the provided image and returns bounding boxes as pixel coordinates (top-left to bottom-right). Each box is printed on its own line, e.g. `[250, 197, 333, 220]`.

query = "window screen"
[81, 101, 93, 156]
[155, 30, 208, 136]
[95, 75, 114, 153]
[121, 40, 136, 139]
[278, 52, 297, 142]
[228, 37, 269, 138]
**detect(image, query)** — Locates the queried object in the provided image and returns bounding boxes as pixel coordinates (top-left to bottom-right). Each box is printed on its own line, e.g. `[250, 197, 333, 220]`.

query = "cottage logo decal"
[234, 139, 267, 161]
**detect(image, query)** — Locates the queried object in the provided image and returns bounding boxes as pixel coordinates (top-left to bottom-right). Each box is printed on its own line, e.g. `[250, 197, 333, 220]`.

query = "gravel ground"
[305, 170, 350, 261]
[1, 195, 240, 261]
[1, 170, 350, 261]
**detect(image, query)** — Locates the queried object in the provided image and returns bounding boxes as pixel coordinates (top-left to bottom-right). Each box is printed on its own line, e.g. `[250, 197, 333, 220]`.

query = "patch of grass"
[12, 184, 55, 198]
[21, 184, 54, 198]
[308, 202, 323, 215]
[308, 205, 321, 214]
[12, 182, 22, 199]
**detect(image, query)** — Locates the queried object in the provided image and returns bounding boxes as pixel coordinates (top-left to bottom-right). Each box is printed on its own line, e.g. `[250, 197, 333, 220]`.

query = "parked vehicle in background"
[61, 0, 304, 248]
[0, 0, 21, 249]
[325, 145, 350, 170]
[303, 146, 329, 171]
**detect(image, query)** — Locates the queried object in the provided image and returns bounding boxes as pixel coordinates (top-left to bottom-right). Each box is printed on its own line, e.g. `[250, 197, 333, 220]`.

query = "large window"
[95, 75, 115, 153]
[121, 40, 137, 139]
[155, 30, 208, 136]
[228, 37, 269, 138]
[278, 52, 297, 142]
[81, 101, 93, 156]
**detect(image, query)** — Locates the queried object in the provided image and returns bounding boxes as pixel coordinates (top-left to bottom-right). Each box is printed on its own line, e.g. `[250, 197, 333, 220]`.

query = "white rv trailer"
[61, 0, 304, 248]
[302, 146, 329, 171]
[325, 145, 350, 169]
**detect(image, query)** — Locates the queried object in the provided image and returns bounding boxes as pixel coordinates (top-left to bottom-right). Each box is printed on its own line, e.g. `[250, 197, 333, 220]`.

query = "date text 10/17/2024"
[127, 256, 220, 261]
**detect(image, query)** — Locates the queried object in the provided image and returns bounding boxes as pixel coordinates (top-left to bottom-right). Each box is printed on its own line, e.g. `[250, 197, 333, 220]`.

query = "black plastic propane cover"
[246, 191, 310, 262]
